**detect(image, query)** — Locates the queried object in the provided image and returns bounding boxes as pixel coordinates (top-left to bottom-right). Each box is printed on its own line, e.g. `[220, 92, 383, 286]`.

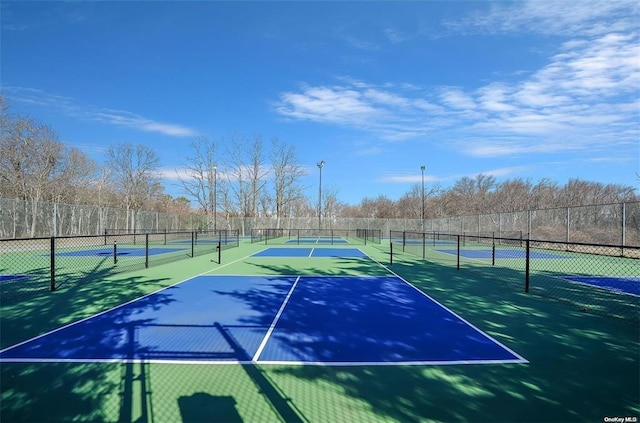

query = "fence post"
[622, 202, 626, 257]
[457, 235, 460, 270]
[492, 233, 496, 266]
[525, 238, 530, 293]
[50, 236, 56, 291]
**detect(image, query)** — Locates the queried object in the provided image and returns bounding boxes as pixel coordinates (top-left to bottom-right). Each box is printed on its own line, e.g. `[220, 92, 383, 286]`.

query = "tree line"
[342, 175, 638, 221]
[1, 96, 637, 234]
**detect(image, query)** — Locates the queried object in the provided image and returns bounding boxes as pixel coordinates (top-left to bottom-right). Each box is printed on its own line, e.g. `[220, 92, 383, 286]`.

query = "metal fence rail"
[390, 231, 640, 323]
[0, 230, 239, 304]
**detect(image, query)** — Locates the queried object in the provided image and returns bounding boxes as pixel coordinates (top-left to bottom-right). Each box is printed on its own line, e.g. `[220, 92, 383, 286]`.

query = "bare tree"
[321, 185, 341, 228]
[270, 137, 306, 227]
[107, 142, 160, 231]
[0, 116, 64, 237]
[179, 136, 219, 229]
[226, 133, 269, 234]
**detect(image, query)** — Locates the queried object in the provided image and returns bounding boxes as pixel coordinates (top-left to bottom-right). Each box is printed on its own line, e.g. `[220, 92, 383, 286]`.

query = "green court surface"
[1, 240, 638, 422]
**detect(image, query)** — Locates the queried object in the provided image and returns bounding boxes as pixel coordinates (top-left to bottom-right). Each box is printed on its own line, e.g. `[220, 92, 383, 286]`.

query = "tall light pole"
[213, 164, 217, 232]
[317, 160, 325, 230]
[421, 165, 425, 232]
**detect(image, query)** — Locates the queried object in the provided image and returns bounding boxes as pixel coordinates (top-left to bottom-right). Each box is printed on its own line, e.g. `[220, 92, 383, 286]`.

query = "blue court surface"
[252, 247, 368, 258]
[560, 275, 640, 296]
[53, 247, 186, 257]
[0, 275, 526, 365]
[436, 249, 568, 259]
[285, 238, 349, 244]
[0, 274, 29, 282]
[400, 239, 456, 246]
[173, 239, 232, 244]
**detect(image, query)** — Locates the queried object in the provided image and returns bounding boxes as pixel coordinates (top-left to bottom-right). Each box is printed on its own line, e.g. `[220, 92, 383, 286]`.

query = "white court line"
[251, 276, 301, 362]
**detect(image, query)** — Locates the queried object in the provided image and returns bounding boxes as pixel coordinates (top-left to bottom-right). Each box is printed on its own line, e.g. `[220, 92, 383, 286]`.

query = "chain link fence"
[2, 198, 638, 247]
[0, 230, 238, 304]
[390, 231, 640, 323]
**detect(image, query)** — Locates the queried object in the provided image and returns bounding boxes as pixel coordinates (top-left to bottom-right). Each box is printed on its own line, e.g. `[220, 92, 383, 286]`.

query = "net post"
[492, 233, 496, 266]
[390, 241, 393, 265]
[191, 231, 195, 258]
[145, 234, 149, 268]
[113, 240, 118, 265]
[525, 238, 530, 293]
[456, 235, 460, 270]
[422, 232, 426, 259]
[217, 241, 221, 264]
[50, 236, 56, 291]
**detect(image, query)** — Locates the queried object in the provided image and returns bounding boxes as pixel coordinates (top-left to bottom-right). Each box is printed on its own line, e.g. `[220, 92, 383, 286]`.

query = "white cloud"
[275, 83, 450, 141]
[443, 0, 639, 37]
[274, 2, 638, 161]
[439, 87, 477, 110]
[379, 173, 439, 184]
[5, 87, 199, 137]
[92, 110, 198, 137]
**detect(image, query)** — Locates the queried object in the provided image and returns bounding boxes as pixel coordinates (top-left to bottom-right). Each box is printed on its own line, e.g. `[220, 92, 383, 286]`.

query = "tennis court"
[251, 247, 368, 258]
[559, 275, 640, 297]
[284, 237, 350, 244]
[1, 238, 638, 422]
[0, 273, 525, 365]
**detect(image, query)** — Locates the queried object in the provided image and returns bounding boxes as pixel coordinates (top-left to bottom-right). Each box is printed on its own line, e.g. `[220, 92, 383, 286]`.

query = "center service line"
[251, 275, 301, 362]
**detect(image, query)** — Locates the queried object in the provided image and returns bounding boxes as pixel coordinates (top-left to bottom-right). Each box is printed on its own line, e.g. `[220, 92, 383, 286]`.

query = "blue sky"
[2, 1, 639, 205]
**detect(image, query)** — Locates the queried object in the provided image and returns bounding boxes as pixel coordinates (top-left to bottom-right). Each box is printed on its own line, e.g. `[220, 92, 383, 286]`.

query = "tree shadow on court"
[0, 272, 182, 422]
[1, 361, 122, 422]
[242, 255, 639, 422]
[3, 243, 638, 422]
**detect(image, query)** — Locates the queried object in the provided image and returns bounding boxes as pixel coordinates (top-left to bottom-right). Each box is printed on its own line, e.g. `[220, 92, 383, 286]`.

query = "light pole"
[421, 165, 425, 232]
[317, 160, 325, 230]
[213, 165, 217, 232]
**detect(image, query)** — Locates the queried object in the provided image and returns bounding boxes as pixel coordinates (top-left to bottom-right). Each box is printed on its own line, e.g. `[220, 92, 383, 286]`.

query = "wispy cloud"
[91, 110, 198, 137]
[442, 0, 639, 37]
[274, 2, 639, 162]
[274, 82, 449, 142]
[378, 173, 439, 184]
[5, 87, 199, 137]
